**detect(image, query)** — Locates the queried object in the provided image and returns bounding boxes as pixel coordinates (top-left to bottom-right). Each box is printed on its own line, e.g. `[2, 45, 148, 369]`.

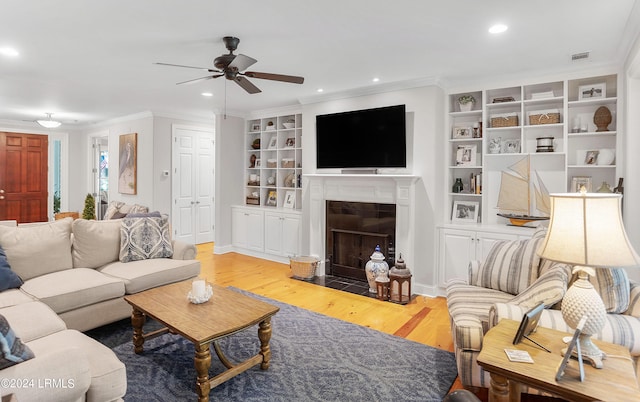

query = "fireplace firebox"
[326, 201, 396, 281]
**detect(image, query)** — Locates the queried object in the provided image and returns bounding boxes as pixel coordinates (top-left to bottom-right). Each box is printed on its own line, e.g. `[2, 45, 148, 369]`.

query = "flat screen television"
[316, 104, 406, 169]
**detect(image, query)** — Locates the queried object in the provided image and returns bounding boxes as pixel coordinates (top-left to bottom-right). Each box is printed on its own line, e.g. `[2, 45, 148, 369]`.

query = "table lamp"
[537, 189, 640, 368]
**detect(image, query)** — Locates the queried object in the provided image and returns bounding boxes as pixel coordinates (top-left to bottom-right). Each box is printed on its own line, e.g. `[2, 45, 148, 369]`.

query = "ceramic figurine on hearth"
[365, 245, 389, 293]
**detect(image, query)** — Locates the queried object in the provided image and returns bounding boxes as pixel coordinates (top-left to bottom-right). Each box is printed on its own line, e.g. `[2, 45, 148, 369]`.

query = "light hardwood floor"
[196, 243, 463, 392]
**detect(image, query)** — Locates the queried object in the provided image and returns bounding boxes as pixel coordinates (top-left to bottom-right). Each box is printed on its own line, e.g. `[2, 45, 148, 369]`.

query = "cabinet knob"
[0, 196, 4, 200]
[0, 189, 4, 193]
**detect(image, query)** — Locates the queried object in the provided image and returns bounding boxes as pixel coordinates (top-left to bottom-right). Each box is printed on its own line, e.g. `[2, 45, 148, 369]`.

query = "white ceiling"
[1, 0, 639, 127]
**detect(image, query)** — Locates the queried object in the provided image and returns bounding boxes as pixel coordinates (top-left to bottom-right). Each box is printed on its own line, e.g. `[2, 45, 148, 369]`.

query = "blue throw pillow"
[0, 246, 23, 292]
[0, 313, 34, 369]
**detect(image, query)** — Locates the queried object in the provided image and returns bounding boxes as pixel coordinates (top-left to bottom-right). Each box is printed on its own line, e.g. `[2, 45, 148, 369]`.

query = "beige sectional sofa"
[0, 217, 201, 401]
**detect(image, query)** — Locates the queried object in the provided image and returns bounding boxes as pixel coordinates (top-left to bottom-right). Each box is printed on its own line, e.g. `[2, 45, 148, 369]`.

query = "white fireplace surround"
[305, 174, 419, 276]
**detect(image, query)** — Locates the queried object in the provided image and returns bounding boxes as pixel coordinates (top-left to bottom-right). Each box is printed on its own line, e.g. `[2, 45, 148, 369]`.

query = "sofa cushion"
[119, 215, 173, 263]
[0, 218, 73, 280]
[0, 313, 35, 369]
[72, 218, 122, 268]
[0, 245, 23, 291]
[99, 258, 200, 294]
[475, 236, 545, 295]
[28, 329, 125, 402]
[0, 289, 35, 309]
[20, 268, 125, 314]
[0, 301, 66, 342]
[507, 262, 570, 309]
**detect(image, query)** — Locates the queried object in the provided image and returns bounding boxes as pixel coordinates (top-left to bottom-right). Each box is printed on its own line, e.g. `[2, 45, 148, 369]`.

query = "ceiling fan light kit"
[36, 113, 62, 128]
[155, 36, 304, 94]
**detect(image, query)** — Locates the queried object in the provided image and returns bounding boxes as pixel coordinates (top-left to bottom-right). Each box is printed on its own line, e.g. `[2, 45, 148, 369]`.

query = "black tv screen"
[316, 104, 406, 169]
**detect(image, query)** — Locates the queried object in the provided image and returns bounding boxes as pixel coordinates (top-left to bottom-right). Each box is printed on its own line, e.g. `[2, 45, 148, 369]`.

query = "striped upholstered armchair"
[445, 227, 572, 391]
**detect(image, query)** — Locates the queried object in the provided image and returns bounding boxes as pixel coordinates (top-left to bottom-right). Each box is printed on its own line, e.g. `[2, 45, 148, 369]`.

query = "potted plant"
[458, 95, 476, 112]
[82, 193, 96, 220]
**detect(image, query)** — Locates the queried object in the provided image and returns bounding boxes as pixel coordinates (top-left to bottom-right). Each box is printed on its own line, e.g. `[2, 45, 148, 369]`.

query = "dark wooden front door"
[0, 132, 49, 223]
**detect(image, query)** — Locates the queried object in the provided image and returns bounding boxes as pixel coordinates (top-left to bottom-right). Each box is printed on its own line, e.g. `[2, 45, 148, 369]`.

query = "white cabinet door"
[439, 229, 475, 287]
[281, 214, 300, 257]
[264, 213, 283, 255]
[264, 212, 300, 257]
[232, 207, 264, 251]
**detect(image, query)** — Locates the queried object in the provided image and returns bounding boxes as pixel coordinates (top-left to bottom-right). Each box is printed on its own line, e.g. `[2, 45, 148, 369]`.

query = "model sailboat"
[497, 155, 550, 226]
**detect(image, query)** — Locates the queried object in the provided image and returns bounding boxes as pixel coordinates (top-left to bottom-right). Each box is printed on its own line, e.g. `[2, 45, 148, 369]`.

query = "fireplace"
[305, 174, 418, 278]
[326, 201, 396, 281]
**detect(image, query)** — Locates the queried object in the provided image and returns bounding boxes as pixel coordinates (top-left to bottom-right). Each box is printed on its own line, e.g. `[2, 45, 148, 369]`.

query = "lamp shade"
[538, 193, 640, 268]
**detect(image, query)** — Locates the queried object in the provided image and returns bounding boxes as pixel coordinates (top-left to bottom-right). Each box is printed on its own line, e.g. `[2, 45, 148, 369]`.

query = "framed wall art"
[456, 144, 477, 166]
[118, 133, 137, 195]
[501, 139, 521, 154]
[571, 176, 592, 193]
[452, 125, 472, 139]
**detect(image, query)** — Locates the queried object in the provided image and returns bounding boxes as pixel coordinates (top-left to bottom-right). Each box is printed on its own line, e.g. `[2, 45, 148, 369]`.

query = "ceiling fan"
[155, 36, 304, 94]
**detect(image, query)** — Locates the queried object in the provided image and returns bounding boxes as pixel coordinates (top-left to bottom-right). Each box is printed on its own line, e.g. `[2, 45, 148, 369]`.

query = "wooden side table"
[477, 319, 640, 402]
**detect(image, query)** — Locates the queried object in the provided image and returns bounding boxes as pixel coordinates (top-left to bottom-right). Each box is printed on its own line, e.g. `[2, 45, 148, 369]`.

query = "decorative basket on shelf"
[490, 114, 519, 128]
[246, 196, 260, 205]
[529, 110, 560, 125]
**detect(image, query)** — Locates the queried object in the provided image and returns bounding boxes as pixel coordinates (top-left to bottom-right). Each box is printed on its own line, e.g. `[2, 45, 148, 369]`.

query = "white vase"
[459, 102, 473, 112]
[597, 149, 615, 165]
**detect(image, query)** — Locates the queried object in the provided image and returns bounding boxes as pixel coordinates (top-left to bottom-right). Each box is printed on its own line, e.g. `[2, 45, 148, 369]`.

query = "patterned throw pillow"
[119, 216, 173, 263]
[590, 267, 630, 314]
[0, 314, 34, 369]
[0, 245, 23, 291]
[475, 236, 545, 295]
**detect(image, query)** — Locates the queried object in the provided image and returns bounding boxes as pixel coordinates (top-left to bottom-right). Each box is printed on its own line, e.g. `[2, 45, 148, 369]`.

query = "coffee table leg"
[258, 317, 273, 370]
[131, 308, 146, 354]
[195, 343, 212, 402]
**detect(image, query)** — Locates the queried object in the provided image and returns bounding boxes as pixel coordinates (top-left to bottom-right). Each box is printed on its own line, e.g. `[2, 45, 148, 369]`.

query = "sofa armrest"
[171, 240, 197, 260]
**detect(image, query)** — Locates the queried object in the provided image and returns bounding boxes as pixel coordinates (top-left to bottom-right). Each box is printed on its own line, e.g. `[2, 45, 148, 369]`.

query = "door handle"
[0, 189, 4, 193]
[0, 196, 4, 200]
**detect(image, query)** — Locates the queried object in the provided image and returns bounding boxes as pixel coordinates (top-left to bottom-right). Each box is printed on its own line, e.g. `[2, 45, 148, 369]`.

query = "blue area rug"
[87, 288, 458, 401]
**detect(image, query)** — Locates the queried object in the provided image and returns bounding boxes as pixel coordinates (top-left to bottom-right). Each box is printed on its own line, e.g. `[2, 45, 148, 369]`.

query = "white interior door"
[172, 125, 215, 244]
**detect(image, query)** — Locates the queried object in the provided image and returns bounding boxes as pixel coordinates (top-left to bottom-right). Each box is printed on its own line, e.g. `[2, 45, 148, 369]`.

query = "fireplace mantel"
[304, 174, 419, 276]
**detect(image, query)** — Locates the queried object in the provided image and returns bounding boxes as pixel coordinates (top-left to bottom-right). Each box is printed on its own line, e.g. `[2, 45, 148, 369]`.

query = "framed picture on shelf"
[456, 144, 477, 166]
[265, 190, 277, 206]
[251, 123, 261, 132]
[255, 158, 261, 168]
[283, 190, 295, 209]
[578, 83, 606, 101]
[285, 137, 295, 148]
[268, 136, 278, 149]
[571, 176, 592, 193]
[501, 139, 521, 154]
[452, 201, 479, 223]
[585, 150, 599, 165]
[452, 125, 472, 139]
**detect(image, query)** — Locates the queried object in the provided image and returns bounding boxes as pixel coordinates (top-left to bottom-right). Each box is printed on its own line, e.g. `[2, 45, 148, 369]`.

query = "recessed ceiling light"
[372, 77, 380, 82]
[489, 24, 508, 34]
[0, 47, 19, 57]
[201, 92, 213, 97]
[317, 88, 324, 93]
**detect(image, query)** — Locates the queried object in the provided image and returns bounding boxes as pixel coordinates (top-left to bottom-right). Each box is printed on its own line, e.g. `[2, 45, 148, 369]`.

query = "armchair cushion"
[474, 235, 545, 295]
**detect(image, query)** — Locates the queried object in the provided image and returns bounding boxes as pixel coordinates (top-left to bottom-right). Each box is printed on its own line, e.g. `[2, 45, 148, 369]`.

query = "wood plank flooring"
[195, 243, 463, 393]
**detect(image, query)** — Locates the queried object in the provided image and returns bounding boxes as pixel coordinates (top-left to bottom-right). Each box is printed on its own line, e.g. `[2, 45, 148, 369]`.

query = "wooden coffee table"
[124, 280, 279, 402]
[477, 319, 640, 402]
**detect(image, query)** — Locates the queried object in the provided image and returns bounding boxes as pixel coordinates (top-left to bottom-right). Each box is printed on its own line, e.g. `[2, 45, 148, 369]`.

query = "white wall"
[300, 85, 445, 294]
[213, 114, 245, 252]
[624, 37, 640, 282]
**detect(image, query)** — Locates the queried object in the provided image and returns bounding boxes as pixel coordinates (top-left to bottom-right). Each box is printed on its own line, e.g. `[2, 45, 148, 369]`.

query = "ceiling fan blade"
[234, 76, 261, 94]
[176, 75, 222, 85]
[228, 54, 257, 71]
[243, 71, 304, 84]
[154, 62, 219, 73]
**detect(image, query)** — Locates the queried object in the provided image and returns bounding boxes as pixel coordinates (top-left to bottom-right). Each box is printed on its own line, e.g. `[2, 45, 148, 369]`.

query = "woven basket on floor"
[290, 256, 319, 280]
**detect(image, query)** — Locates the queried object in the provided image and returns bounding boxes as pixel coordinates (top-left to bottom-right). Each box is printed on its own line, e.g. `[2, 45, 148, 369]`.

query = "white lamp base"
[561, 266, 607, 369]
[562, 334, 606, 369]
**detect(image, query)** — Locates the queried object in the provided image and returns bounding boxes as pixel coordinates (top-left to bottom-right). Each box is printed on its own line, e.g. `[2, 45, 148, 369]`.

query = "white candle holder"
[188, 278, 213, 304]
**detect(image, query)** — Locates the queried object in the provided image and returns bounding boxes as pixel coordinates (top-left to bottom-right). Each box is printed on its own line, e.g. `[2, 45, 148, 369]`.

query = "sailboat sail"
[496, 155, 551, 223]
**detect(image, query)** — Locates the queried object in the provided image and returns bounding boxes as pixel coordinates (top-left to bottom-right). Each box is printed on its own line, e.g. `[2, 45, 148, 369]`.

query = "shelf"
[568, 131, 616, 137]
[568, 97, 617, 108]
[568, 165, 616, 169]
[522, 96, 564, 105]
[449, 192, 482, 197]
